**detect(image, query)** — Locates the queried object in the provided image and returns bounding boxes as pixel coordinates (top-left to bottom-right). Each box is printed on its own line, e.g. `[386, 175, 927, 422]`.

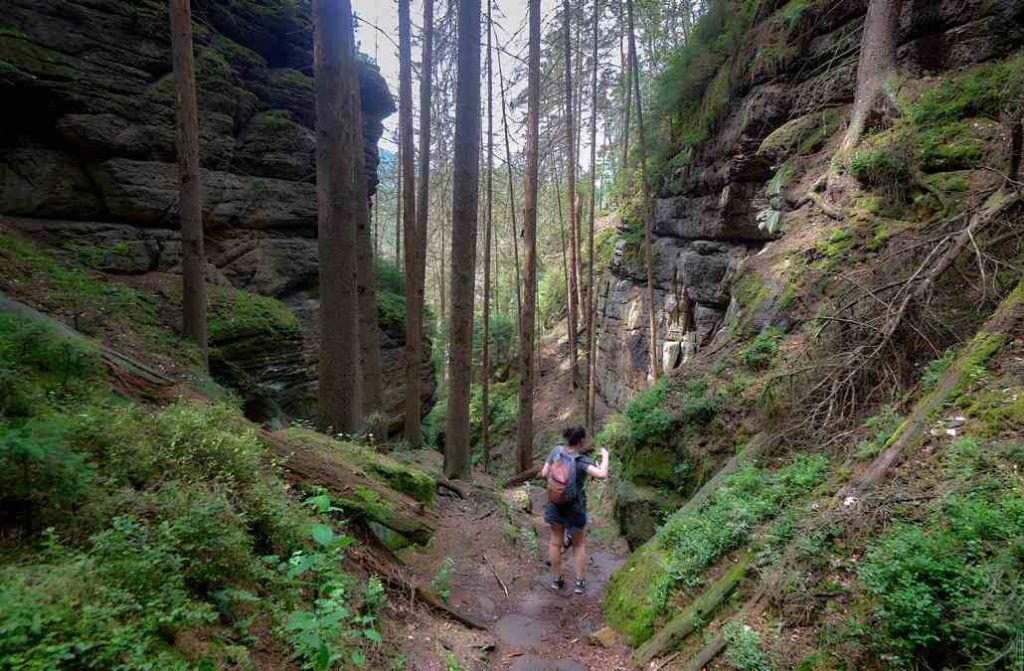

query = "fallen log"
[264, 431, 439, 545]
[503, 464, 542, 488]
[362, 552, 488, 630]
[634, 551, 753, 668]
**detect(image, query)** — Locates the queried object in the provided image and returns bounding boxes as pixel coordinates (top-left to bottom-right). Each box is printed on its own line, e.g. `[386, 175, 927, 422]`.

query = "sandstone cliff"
[0, 0, 435, 429]
[595, 0, 1024, 411]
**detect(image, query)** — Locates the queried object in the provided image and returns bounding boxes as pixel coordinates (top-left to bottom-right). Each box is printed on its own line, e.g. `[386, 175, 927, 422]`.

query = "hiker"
[540, 425, 610, 594]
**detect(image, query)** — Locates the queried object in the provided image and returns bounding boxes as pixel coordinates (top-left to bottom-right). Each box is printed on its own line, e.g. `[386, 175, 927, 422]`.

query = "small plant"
[430, 557, 456, 604]
[740, 328, 783, 371]
[724, 621, 774, 671]
[854, 406, 904, 460]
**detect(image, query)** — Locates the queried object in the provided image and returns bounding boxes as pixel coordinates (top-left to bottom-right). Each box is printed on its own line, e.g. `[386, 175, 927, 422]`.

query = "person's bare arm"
[586, 448, 610, 479]
[540, 461, 550, 478]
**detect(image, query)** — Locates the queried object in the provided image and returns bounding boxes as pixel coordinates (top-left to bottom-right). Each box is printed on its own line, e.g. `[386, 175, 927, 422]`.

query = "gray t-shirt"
[546, 445, 596, 513]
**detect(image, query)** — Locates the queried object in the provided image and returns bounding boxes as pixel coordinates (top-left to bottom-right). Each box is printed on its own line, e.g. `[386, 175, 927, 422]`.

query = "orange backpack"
[547, 446, 579, 505]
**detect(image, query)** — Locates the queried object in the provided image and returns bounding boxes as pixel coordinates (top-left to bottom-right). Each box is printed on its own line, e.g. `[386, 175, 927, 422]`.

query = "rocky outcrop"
[0, 0, 435, 428]
[594, 0, 1024, 411]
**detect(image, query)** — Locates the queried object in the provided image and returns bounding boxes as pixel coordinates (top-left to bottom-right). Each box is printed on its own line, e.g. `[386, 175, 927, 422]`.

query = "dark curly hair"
[563, 425, 586, 446]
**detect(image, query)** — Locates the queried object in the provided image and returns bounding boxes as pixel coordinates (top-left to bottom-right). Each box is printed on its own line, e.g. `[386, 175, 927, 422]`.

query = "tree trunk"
[497, 50, 523, 323]
[445, 0, 482, 480]
[482, 2, 494, 472]
[619, 0, 631, 182]
[169, 0, 208, 369]
[354, 98, 383, 417]
[395, 141, 402, 268]
[400, 0, 422, 448]
[586, 0, 600, 432]
[555, 167, 571, 323]
[314, 0, 363, 433]
[564, 0, 580, 390]
[413, 0, 435, 447]
[842, 0, 903, 151]
[626, 0, 660, 384]
[516, 0, 541, 475]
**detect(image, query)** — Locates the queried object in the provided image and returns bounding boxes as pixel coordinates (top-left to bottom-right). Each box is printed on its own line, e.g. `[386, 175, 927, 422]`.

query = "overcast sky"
[351, 0, 560, 156]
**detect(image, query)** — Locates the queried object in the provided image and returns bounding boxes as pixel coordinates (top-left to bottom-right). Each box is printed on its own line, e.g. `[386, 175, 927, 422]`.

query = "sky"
[351, 0, 560, 156]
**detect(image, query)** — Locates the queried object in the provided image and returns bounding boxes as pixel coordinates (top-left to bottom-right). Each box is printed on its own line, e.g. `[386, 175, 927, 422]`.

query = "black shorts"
[544, 502, 587, 532]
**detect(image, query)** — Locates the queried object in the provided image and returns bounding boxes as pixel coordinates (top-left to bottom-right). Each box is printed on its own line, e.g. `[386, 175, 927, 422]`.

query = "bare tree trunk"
[445, 0, 482, 480]
[481, 0, 494, 472]
[842, 0, 903, 151]
[564, 0, 580, 390]
[555, 168, 571, 313]
[516, 0, 541, 475]
[586, 0, 600, 432]
[314, 0, 363, 433]
[619, 0, 631, 181]
[626, 0, 660, 384]
[354, 97, 383, 417]
[395, 141, 402, 268]
[400, 0, 422, 447]
[169, 0, 208, 369]
[497, 50, 523, 322]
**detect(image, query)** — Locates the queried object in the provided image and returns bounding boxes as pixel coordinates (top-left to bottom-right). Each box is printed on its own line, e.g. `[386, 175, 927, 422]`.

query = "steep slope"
[596, 0, 1024, 668]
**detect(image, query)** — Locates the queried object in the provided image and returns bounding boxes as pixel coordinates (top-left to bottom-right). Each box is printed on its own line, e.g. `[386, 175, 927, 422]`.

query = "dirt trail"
[392, 323, 632, 670]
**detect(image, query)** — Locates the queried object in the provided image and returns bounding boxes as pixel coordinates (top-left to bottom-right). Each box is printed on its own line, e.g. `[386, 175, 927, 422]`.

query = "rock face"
[594, 0, 1024, 411]
[0, 0, 435, 427]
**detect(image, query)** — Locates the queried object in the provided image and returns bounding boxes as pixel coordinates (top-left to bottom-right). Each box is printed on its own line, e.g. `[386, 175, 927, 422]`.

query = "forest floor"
[388, 323, 632, 670]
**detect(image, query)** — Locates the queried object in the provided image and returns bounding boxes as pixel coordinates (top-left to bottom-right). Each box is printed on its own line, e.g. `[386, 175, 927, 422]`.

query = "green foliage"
[538, 266, 567, 328]
[473, 313, 517, 373]
[850, 147, 910, 189]
[0, 418, 96, 529]
[0, 521, 215, 671]
[0, 234, 198, 364]
[724, 622, 775, 671]
[739, 328, 783, 371]
[594, 227, 618, 269]
[854, 406, 904, 459]
[606, 453, 829, 643]
[658, 455, 828, 591]
[0, 314, 106, 421]
[860, 491, 1024, 668]
[430, 557, 456, 604]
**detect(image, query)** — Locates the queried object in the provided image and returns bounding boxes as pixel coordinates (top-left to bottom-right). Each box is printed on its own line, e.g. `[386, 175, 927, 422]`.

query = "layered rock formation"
[594, 0, 1024, 411]
[0, 0, 435, 428]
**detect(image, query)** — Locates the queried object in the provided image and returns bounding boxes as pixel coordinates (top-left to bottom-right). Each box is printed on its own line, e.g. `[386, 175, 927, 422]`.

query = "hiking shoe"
[551, 576, 565, 591]
[574, 579, 586, 594]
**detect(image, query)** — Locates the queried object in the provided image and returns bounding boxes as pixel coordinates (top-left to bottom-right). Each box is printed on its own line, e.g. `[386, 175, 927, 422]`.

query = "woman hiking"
[540, 425, 610, 594]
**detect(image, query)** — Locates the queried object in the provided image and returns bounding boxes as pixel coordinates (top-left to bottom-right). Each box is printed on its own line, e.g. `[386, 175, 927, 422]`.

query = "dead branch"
[483, 554, 509, 599]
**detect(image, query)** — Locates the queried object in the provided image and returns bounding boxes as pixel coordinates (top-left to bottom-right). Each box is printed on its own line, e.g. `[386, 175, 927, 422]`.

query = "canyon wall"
[0, 0, 435, 428]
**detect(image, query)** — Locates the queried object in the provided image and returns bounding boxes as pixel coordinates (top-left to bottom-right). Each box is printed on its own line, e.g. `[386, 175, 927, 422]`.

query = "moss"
[759, 109, 843, 159]
[284, 429, 436, 506]
[0, 33, 82, 82]
[911, 54, 1024, 125]
[207, 286, 299, 342]
[850, 146, 910, 188]
[911, 121, 987, 173]
[0, 234, 199, 365]
[603, 547, 670, 644]
[925, 172, 970, 193]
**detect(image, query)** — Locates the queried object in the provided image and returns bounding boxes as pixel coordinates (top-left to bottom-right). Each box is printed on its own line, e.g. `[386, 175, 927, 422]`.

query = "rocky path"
[392, 323, 631, 670]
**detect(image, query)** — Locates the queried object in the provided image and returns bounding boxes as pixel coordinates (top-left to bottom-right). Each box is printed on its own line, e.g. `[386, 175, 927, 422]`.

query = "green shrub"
[0, 418, 96, 529]
[859, 492, 1024, 668]
[724, 622, 775, 671]
[0, 543, 211, 671]
[854, 405, 905, 460]
[659, 454, 828, 591]
[740, 328, 783, 371]
[0, 314, 106, 420]
[850, 147, 910, 191]
[155, 402, 264, 491]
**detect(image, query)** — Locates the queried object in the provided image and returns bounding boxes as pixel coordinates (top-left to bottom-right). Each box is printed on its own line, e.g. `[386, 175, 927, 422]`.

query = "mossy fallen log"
[264, 431, 439, 545]
[633, 550, 753, 668]
[604, 435, 769, 645]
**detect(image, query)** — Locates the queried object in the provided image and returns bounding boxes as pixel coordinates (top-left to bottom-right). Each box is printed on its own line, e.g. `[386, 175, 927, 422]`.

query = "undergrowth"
[0, 313, 391, 669]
